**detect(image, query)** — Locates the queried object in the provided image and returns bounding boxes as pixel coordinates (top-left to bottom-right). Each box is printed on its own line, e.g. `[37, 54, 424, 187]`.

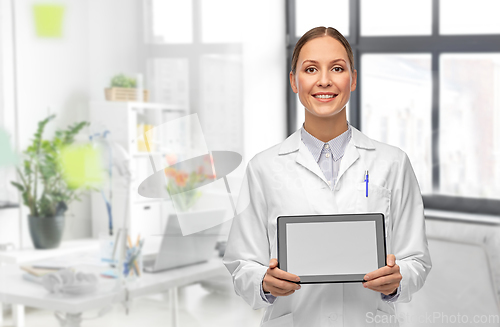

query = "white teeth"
[314, 94, 335, 99]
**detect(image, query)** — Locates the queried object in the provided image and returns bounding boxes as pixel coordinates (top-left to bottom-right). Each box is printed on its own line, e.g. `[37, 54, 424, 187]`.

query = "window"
[361, 0, 432, 36]
[287, 0, 500, 215]
[440, 0, 500, 35]
[361, 54, 432, 194]
[148, 0, 193, 43]
[143, 0, 243, 153]
[440, 54, 500, 200]
[295, 0, 349, 37]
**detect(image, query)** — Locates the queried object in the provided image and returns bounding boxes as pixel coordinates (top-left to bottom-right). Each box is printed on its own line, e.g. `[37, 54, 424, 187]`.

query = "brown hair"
[291, 26, 355, 74]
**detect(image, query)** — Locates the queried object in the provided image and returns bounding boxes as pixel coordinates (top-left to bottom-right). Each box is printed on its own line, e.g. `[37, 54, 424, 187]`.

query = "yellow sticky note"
[60, 145, 103, 189]
[33, 5, 65, 38]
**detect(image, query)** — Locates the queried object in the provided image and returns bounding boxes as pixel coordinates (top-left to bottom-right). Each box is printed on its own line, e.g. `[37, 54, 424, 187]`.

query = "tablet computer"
[277, 213, 386, 284]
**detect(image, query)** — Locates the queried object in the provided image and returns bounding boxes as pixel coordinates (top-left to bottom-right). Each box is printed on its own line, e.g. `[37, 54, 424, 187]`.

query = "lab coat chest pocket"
[356, 183, 391, 237]
[262, 313, 294, 327]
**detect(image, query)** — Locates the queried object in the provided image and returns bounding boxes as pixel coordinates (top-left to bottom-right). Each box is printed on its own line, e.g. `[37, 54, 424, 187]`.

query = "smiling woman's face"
[290, 36, 357, 119]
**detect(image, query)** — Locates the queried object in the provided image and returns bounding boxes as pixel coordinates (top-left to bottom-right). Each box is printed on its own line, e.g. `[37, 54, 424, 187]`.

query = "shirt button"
[325, 153, 330, 158]
[324, 144, 330, 149]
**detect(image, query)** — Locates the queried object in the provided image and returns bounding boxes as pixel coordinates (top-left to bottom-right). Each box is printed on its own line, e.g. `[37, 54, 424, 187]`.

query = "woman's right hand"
[262, 258, 301, 297]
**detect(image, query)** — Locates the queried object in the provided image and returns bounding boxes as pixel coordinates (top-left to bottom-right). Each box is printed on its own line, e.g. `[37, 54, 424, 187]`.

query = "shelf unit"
[89, 101, 188, 249]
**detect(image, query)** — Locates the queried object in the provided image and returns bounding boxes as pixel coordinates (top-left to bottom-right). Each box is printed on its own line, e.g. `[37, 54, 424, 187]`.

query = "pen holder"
[123, 245, 143, 281]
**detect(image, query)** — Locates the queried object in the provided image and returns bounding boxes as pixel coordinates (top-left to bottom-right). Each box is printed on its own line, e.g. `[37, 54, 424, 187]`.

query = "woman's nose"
[317, 72, 332, 87]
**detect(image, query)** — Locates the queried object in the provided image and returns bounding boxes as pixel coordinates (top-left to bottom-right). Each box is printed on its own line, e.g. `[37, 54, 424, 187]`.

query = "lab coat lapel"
[336, 126, 375, 184]
[336, 141, 359, 184]
[279, 129, 328, 185]
[295, 141, 328, 184]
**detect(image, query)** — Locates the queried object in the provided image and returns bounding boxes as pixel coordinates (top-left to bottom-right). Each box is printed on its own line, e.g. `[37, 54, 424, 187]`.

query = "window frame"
[286, 0, 500, 216]
[140, 0, 242, 115]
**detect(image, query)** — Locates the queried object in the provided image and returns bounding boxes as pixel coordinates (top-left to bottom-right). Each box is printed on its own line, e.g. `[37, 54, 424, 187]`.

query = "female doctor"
[223, 27, 432, 327]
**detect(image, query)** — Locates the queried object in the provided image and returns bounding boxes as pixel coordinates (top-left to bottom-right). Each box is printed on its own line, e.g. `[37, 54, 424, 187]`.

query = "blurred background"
[0, 0, 499, 326]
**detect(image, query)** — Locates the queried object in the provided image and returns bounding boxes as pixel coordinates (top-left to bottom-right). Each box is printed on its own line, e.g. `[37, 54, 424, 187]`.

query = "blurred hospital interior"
[0, 0, 499, 326]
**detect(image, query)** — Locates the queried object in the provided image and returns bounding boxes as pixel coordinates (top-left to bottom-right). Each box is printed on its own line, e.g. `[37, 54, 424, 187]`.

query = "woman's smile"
[312, 92, 338, 102]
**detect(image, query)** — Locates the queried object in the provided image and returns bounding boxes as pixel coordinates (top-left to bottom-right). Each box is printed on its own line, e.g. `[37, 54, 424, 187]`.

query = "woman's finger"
[267, 259, 299, 282]
[387, 254, 396, 267]
[268, 266, 300, 282]
[265, 274, 300, 290]
[269, 258, 279, 269]
[267, 286, 296, 297]
[365, 275, 394, 288]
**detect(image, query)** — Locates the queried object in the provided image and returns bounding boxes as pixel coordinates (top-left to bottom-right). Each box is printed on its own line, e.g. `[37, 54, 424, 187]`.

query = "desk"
[0, 258, 226, 327]
[0, 239, 100, 326]
[0, 239, 99, 265]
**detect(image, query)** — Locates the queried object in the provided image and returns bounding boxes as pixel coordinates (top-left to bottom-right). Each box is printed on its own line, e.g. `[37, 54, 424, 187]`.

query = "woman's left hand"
[362, 254, 402, 296]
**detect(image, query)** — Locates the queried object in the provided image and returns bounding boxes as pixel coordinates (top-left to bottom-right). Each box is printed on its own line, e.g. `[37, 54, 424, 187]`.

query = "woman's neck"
[303, 109, 348, 143]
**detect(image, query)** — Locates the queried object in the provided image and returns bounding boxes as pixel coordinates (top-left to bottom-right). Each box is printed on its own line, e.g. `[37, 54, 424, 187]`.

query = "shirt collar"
[279, 123, 375, 155]
[300, 121, 352, 162]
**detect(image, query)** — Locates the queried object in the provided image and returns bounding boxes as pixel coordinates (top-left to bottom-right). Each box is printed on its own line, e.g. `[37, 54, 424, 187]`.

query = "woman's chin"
[305, 107, 345, 119]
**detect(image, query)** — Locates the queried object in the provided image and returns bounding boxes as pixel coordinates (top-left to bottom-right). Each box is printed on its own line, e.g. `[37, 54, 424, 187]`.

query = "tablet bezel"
[277, 213, 386, 284]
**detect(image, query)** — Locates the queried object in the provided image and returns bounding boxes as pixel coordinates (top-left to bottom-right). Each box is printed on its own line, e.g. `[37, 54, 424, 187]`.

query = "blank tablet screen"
[277, 213, 386, 283]
[286, 221, 378, 276]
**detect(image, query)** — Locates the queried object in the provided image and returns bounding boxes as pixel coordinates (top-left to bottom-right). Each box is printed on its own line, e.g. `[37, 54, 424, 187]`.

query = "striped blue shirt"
[301, 121, 352, 188]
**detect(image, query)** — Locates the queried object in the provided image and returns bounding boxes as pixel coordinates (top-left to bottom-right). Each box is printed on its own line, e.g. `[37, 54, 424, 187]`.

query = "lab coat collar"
[278, 125, 375, 186]
[278, 125, 375, 155]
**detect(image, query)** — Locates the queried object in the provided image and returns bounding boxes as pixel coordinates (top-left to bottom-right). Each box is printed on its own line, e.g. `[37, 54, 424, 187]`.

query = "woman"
[223, 27, 431, 327]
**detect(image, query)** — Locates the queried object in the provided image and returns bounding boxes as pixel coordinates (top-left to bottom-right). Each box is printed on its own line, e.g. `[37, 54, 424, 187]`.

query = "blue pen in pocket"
[364, 170, 369, 197]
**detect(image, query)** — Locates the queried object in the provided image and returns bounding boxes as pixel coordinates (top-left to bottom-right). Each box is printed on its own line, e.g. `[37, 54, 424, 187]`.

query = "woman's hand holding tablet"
[362, 254, 402, 296]
[262, 258, 301, 297]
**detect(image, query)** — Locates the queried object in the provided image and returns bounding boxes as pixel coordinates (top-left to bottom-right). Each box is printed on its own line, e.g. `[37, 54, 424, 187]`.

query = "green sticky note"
[0, 128, 18, 167]
[33, 4, 65, 38]
[60, 144, 103, 189]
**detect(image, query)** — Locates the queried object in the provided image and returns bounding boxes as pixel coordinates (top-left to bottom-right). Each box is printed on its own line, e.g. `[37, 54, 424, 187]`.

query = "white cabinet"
[89, 101, 186, 242]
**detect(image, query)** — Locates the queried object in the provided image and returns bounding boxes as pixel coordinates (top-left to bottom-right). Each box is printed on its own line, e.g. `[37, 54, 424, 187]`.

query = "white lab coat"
[223, 126, 432, 327]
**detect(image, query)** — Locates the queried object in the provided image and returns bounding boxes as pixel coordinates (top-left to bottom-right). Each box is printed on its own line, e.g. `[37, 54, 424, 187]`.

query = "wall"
[88, 0, 140, 102]
[241, 0, 287, 162]
[6, 0, 141, 247]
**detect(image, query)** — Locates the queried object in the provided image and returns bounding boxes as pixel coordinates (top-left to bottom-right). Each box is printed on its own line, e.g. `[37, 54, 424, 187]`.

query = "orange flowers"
[163, 167, 188, 187]
[162, 156, 217, 211]
[164, 167, 176, 177]
[174, 171, 188, 187]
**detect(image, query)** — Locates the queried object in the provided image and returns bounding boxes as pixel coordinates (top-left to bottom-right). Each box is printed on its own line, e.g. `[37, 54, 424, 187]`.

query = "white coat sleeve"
[223, 159, 273, 310]
[391, 151, 432, 303]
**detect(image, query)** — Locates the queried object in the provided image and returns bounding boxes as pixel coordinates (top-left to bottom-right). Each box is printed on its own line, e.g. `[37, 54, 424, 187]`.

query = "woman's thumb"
[269, 258, 278, 269]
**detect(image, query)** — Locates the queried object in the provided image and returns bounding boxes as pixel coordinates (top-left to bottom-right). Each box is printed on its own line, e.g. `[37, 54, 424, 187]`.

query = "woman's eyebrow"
[302, 59, 347, 65]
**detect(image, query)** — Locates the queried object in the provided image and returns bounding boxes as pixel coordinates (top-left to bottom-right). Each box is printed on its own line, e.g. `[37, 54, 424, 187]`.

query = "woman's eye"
[305, 67, 317, 73]
[333, 67, 344, 72]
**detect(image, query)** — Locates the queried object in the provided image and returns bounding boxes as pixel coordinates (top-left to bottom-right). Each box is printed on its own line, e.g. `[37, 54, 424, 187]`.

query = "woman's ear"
[289, 71, 298, 93]
[351, 69, 358, 92]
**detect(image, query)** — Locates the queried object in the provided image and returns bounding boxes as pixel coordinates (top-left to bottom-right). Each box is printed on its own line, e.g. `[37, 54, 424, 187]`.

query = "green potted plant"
[104, 73, 149, 102]
[11, 115, 90, 249]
